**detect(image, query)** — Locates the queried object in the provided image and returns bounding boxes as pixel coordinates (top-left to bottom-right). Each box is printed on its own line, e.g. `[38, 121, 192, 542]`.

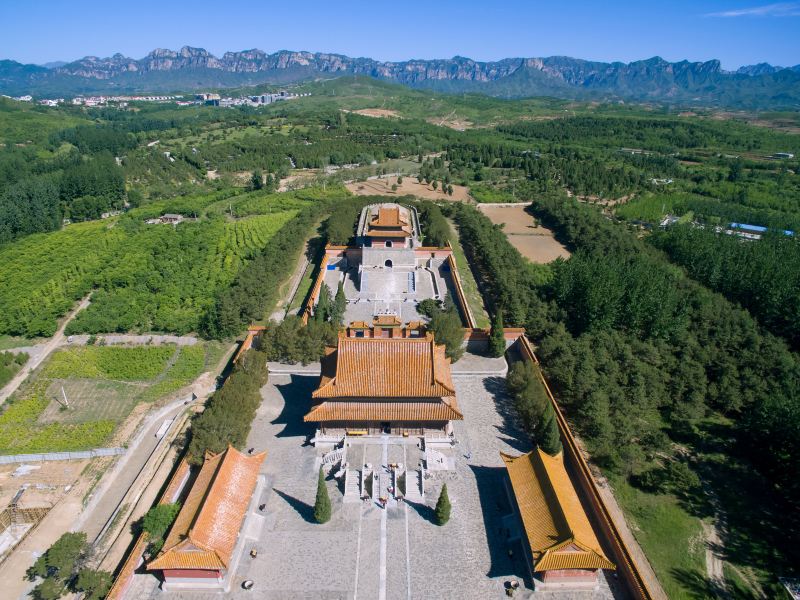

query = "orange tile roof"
[501, 450, 615, 573]
[366, 229, 411, 238]
[371, 207, 407, 227]
[368, 206, 412, 237]
[148, 446, 265, 572]
[304, 400, 463, 422]
[373, 315, 402, 327]
[312, 333, 455, 399]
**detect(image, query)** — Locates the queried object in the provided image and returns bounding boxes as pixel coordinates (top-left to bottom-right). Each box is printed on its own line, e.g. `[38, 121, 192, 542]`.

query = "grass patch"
[0, 382, 115, 453]
[138, 344, 207, 402]
[448, 220, 490, 328]
[608, 473, 708, 600]
[469, 183, 518, 203]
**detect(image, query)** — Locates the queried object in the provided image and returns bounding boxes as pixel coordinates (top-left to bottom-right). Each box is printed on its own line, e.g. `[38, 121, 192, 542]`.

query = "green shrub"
[314, 467, 332, 524]
[435, 483, 451, 525]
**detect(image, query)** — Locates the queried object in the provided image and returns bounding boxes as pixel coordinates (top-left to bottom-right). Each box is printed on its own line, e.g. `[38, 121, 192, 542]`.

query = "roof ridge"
[531, 450, 573, 548]
[186, 446, 266, 552]
[186, 449, 229, 545]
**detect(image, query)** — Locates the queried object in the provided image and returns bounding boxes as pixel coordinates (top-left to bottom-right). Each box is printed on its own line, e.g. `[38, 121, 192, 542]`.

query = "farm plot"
[0, 221, 121, 337]
[65, 212, 297, 335]
[0, 193, 304, 338]
[478, 204, 571, 264]
[0, 344, 213, 454]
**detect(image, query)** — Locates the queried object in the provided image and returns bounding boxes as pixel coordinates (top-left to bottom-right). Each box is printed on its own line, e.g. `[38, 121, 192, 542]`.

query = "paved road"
[0, 294, 91, 405]
[76, 395, 196, 541]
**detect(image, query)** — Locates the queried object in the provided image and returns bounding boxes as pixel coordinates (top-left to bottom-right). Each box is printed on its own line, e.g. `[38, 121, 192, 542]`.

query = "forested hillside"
[450, 198, 799, 596]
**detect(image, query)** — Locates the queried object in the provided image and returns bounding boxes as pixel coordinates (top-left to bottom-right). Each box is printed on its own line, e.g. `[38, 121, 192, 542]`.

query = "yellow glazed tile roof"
[313, 334, 455, 399]
[501, 450, 615, 573]
[148, 446, 265, 572]
[304, 400, 463, 422]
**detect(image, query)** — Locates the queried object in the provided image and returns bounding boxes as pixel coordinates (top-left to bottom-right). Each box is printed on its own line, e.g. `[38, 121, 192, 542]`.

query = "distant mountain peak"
[2, 47, 799, 110]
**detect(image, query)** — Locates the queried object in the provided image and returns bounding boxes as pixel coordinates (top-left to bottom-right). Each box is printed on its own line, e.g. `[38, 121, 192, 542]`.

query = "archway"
[384, 259, 393, 268]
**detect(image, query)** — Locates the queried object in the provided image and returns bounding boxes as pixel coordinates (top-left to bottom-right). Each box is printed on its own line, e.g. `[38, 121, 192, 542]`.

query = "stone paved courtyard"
[128, 355, 622, 600]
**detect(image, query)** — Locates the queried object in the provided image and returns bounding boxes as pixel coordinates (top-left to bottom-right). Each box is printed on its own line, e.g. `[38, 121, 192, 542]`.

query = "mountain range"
[2, 46, 800, 109]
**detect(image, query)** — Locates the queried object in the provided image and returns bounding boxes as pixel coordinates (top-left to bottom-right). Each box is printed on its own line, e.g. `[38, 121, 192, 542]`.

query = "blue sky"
[1, 0, 799, 69]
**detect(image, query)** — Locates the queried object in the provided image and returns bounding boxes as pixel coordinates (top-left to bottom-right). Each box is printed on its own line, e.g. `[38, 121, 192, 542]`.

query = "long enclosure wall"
[515, 336, 658, 600]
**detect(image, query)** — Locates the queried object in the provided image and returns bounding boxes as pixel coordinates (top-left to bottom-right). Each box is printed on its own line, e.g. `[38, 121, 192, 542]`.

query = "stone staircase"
[404, 469, 423, 501]
[343, 469, 361, 502]
[322, 447, 345, 467]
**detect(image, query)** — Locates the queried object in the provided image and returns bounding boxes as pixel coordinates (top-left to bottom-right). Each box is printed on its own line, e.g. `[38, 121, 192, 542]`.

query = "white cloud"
[706, 2, 800, 16]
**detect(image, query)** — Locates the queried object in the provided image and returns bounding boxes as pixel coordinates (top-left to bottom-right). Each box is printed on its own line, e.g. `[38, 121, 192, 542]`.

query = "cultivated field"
[479, 204, 571, 263]
[0, 343, 222, 454]
[346, 175, 472, 202]
[350, 108, 401, 118]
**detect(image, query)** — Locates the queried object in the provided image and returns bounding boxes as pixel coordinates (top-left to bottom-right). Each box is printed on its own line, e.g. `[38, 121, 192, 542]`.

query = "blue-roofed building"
[729, 223, 794, 237]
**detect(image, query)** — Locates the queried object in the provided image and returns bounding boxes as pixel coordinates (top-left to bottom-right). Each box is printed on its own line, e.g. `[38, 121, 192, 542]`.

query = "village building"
[147, 446, 265, 592]
[305, 332, 462, 438]
[501, 449, 615, 590]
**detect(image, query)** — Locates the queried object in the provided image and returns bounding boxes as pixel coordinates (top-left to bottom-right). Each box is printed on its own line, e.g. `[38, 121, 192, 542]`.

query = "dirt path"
[271, 236, 317, 322]
[702, 521, 726, 589]
[0, 294, 91, 406]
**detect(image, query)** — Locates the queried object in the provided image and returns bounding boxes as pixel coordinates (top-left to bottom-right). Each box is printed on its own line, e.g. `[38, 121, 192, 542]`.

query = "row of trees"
[506, 361, 562, 456]
[418, 298, 465, 362]
[201, 204, 327, 338]
[416, 201, 450, 247]
[187, 347, 268, 461]
[259, 316, 338, 365]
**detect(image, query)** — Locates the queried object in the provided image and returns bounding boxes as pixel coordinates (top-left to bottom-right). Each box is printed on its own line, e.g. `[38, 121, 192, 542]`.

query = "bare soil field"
[426, 116, 473, 130]
[0, 460, 86, 507]
[346, 175, 472, 202]
[278, 171, 319, 192]
[351, 108, 401, 119]
[479, 204, 571, 264]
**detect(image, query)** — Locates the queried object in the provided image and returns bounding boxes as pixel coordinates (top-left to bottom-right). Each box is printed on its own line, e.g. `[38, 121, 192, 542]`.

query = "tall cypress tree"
[434, 483, 451, 525]
[536, 404, 563, 456]
[315, 283, 332, 323]
[330, 282, 347, 326]
[314, 467, 331, 524]
[488, 309, 506, 357]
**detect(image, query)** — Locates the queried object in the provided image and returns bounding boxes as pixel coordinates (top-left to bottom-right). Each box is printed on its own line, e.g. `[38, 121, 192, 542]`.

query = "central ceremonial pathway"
[141, 351, 612, 600]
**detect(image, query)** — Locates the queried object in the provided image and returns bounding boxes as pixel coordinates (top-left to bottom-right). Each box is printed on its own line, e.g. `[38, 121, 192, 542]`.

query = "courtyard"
[128, 354, 620, 599]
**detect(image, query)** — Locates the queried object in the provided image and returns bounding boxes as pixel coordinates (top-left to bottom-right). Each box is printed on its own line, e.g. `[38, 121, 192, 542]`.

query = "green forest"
[1, 79, 799, 598]
[449, 197, 799, 596]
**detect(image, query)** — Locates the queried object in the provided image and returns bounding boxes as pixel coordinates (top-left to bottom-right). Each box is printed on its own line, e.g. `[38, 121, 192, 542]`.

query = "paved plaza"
[127, 354, 621, 600]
